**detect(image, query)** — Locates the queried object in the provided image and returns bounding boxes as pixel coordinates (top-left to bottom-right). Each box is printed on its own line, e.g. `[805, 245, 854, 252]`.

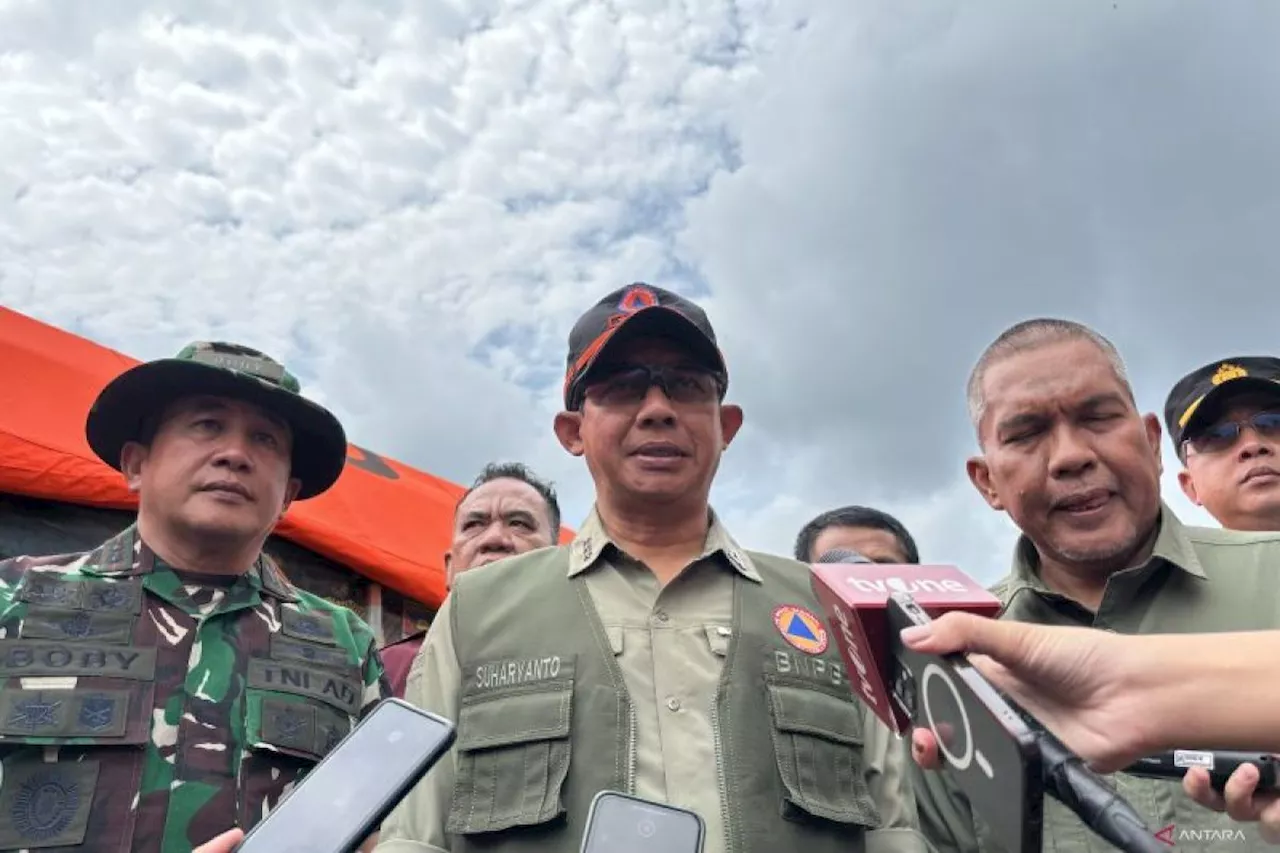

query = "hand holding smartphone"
[234, 698, 456, 853]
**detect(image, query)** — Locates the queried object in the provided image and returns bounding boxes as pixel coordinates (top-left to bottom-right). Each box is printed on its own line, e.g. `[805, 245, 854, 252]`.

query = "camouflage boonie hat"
[86, 341, 348, 499]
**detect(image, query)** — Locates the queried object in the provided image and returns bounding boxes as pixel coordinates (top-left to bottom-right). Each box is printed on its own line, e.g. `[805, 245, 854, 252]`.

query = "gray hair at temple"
[966, 317, 1135, 439]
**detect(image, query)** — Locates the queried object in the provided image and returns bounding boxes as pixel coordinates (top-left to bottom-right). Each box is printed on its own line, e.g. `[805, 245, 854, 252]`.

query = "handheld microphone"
[1028, 715, 1167, 853]
[809, 552, 1002, 735]
[1125, 749, 1279, 792]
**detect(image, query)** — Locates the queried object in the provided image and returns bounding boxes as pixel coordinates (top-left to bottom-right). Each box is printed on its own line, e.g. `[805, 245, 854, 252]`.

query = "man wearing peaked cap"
[0, 341, 389, 852]
[1165, 356, 1280, 531]
[379, 284, 930, 853]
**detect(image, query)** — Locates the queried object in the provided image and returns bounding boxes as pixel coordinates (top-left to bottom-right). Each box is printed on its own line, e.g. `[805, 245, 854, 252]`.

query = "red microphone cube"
[810, 562, 1003, 735]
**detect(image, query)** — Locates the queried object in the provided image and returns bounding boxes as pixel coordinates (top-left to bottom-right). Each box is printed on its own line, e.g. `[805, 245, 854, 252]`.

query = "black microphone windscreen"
[815, 548, 873, 564]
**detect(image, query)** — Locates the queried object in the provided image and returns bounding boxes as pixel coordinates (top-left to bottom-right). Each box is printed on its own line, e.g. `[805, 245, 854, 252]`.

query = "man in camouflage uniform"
[0, 341, 389, 852]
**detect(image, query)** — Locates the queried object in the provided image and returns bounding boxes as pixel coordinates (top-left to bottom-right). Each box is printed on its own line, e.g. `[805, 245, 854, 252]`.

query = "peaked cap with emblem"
[86, 341, 348, 499]
[1164, 355, 1280, 450]
[562, 282, 728, 409]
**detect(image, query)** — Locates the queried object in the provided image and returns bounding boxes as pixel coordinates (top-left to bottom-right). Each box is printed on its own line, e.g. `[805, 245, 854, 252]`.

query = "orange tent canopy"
[0, 305, 570, 610]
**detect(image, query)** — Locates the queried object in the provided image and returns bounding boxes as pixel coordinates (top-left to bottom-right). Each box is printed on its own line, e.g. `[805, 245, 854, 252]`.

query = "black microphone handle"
[1035, 728, 1167, 853]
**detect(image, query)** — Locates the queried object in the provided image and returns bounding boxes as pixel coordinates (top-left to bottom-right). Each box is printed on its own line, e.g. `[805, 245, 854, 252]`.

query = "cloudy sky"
[3, 0, 1277, 584]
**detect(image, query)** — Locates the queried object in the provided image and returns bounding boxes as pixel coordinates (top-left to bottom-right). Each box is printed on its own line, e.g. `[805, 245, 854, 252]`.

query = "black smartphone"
[1125, 750, 1280, 793]
[235, 698, 456, 853]
[885, 592, 1043, 853]
[579, 791, 705, 853]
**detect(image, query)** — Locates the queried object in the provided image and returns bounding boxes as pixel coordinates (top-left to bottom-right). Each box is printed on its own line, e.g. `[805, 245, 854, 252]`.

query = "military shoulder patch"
[771, 605, 829, 655]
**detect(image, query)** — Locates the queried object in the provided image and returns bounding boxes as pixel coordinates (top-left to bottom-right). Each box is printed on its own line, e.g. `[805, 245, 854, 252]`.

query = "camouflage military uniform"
[0, 524, 389, 852]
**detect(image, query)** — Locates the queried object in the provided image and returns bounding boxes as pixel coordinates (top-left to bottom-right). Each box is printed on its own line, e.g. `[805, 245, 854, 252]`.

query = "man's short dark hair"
[793, 505, 920, 564]
[456, 462, 562, 535]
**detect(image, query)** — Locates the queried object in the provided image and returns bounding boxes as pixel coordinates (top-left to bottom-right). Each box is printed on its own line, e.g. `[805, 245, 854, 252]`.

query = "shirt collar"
[567, 505, 762, 582]
[1004, 501, 1207, 598]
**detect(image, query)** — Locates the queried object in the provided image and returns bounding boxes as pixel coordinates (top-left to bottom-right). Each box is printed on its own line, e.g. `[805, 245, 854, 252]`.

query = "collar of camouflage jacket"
[998, 502, 1207, 603]
[77, 524, 300, 603]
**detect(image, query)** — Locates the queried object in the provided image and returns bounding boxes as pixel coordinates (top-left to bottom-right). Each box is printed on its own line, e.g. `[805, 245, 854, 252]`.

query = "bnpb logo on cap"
[772, 605, 829, 655]
[618, 285, 657, 313]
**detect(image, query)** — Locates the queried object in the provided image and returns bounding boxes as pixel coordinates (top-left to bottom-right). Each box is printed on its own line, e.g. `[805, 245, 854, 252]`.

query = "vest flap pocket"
[245, 690, 352, 762]
[767, 682, 882, 829]
[768, 683, 864, 747]
[448, 686, 574, 835]
[456, 687, 571, 751]
[0, 684, 153, 746]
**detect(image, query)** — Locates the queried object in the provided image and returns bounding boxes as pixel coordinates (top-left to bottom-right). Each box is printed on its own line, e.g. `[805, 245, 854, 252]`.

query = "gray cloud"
[682, 0, 1274, 575]
[3, 1, 1268, 587]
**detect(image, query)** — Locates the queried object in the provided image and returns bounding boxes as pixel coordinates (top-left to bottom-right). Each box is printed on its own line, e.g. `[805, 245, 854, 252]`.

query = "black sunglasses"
[580, 364, 725, 409]
[1184, 411, 1280, 455]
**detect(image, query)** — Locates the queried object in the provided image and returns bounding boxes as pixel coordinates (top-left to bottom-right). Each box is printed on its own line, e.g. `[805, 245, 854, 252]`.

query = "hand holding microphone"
[899, 611, 1160, 775]
[901, 613, 1280, 846]
[810, 552, 1168, 853]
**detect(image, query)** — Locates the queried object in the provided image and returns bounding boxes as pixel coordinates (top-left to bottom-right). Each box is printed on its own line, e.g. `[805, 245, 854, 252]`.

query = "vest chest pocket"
[446, 684, 573, 836]
[766, 681, 882, 829]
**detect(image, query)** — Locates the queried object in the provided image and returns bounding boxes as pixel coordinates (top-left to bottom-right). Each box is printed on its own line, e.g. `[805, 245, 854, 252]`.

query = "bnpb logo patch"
[772, 605, 829, 655]
[617, 285, 658, 313]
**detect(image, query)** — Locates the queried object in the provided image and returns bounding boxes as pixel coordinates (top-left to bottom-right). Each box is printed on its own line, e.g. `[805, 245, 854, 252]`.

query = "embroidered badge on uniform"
[273, 708, 307, 741]
[11, 770, 81, 842]
[319, 722, 345, 753]
[58, 612, 94, 639]
[617, 285, 657, 313]
[77, 696, 118, 732]
[9, 697, 62, 732]
[90, 584, 129, 611]
[772, 605, 829, 655]
[293, 616, 326, 638]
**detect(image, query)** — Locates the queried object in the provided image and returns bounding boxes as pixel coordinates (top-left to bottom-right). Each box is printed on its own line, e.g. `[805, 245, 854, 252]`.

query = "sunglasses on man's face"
[582, 364, 724, 408]
[1184, 411, 1280, 455]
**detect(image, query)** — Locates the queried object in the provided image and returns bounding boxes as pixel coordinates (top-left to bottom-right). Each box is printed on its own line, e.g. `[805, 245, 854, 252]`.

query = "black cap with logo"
[562, 283, 728, 409]
[1163, 356, 1280, 451]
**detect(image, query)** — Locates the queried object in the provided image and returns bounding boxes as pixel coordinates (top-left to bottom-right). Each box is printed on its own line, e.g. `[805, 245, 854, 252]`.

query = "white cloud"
[0, 1, 1270, 591]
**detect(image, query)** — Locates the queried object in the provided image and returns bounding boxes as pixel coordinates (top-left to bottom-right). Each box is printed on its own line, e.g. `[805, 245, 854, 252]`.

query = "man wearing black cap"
[0, 341, 388, 852]
[378, 284, 928, 853]
[1165, 357, 1280, 531]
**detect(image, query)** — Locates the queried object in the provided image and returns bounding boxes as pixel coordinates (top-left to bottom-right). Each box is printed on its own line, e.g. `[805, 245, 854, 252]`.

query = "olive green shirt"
[912, 504, 1280, 852]
[377, 508, 925, 853]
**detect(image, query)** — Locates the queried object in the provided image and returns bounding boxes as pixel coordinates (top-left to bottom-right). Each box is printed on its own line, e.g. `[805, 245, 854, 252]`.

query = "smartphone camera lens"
[637, 819, 656, 839]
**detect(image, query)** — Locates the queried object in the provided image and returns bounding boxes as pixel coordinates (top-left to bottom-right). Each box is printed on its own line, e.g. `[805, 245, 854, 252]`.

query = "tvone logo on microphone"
[831, 605, 879, 709]
[846, 577, 968, 595]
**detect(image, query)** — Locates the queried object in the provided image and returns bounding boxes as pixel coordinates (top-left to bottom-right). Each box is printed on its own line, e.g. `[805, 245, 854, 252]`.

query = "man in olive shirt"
[377, 284, 928, 853]
[911, 318, 1280, 852]
[1164, 356, 1280, 532]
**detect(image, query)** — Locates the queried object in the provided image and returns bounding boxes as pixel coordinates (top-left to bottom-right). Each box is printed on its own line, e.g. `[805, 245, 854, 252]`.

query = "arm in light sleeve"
[859, 707, 936, 853]
[906, 757, 984, 853]
[373, 595, 462, 853]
